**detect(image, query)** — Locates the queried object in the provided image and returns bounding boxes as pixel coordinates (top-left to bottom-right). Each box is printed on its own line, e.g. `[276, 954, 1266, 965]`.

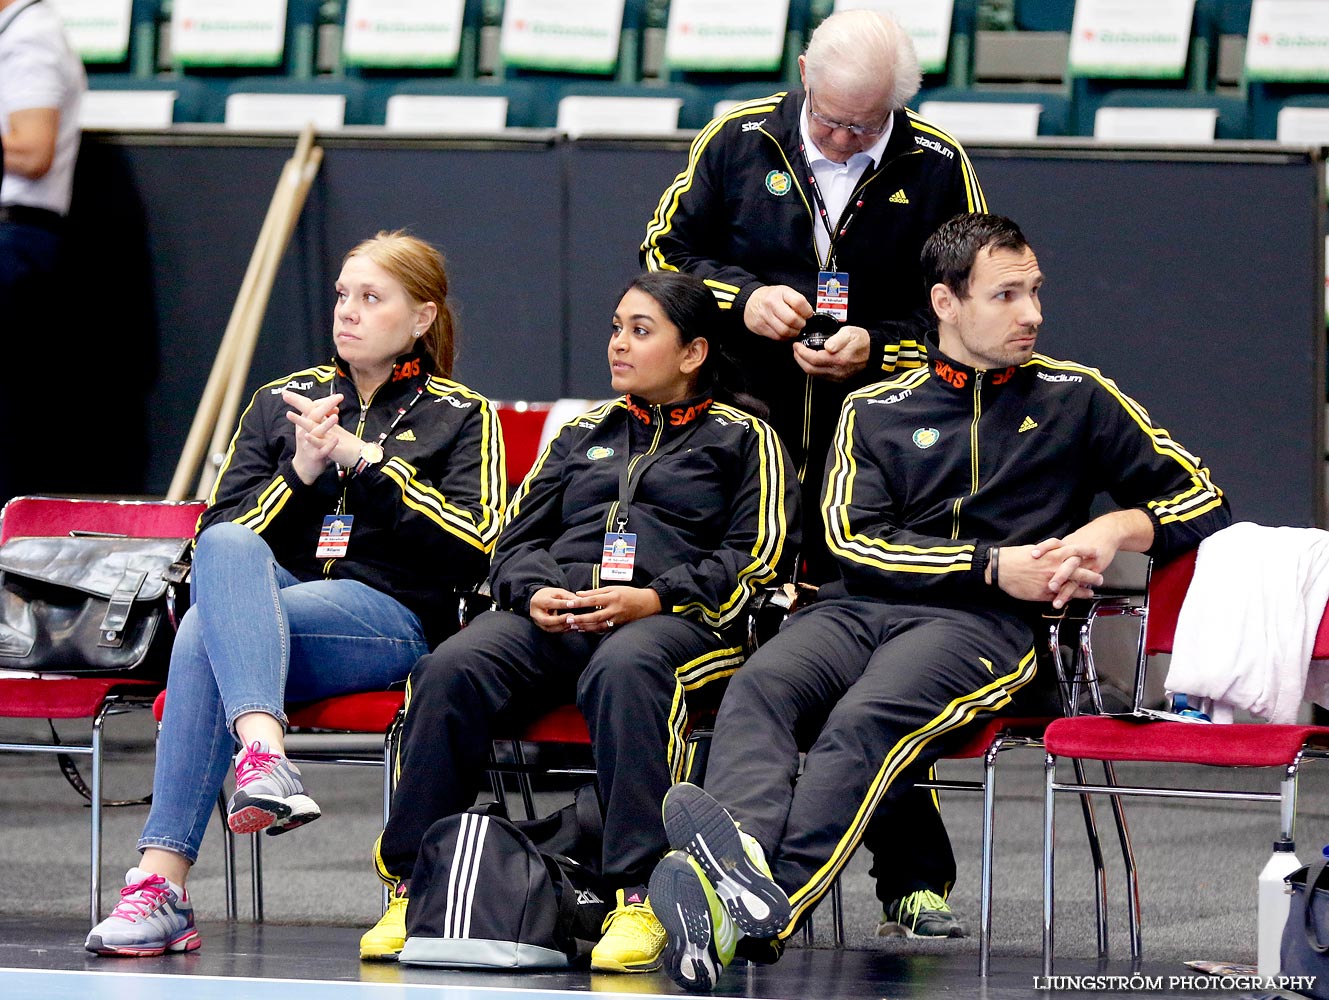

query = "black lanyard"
[614, 409, 706, 533]
[0, 0, 42, 36]
[799, 143, 872, 272]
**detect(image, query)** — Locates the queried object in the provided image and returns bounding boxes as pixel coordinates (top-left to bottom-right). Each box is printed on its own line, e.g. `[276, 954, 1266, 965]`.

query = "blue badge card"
[316, 515, 354, 558]
[601, 532, 637, 582]
[816, 270, 850, 322]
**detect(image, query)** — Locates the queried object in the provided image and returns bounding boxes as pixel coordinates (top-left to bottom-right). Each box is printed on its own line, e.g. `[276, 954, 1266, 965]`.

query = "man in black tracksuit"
[649, 214, 1232, 990]
[641, 8, 986, 933]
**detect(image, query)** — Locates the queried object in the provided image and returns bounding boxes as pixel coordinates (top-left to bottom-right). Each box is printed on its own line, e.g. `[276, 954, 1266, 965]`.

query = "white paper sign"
[1069, 0, 1195, 79]
[1246, 0, 1329, 82]
[834, 0, 954, 75]
[1277, 106, 1329, 145]
[557, 96, 683, 137]
[501, 0, 624, 73]
[918, 100, 1041, 141]
[47, 0, 132, 63]
[385, 95, 509, 132]
[80, 90, 176, 129]
[1093, 106, 1218, 143]
[665, 0, 789, 72]
[225, 92, 346, 131]
[343, 0, 464, 69]
[172, 0, 287, 68]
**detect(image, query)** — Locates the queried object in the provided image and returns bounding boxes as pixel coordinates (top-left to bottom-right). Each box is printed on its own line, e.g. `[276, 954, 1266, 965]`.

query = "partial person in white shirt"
[0, 0, 85, 503]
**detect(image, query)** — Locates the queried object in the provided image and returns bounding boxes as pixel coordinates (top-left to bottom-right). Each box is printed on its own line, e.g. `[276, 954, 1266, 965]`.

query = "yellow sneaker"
[590, 888, 667, 973]
[359, 886, 408, 961]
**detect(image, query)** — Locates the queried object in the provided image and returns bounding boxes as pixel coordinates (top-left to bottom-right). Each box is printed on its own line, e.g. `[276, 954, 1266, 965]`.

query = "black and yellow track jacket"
[490, 392, 800, 641]
[821, 341, 1232, 606]
[202, 348, 507, 643]
[641, 90, 986, 484]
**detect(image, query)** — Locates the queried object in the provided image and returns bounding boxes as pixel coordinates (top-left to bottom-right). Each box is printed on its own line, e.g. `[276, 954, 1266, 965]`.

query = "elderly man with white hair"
[639, 6, 985, 958]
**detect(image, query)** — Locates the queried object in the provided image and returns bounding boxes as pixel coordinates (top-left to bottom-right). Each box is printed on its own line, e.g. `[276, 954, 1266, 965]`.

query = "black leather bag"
[0, 534, 191, 678]
[1281, 861, 1329, 997]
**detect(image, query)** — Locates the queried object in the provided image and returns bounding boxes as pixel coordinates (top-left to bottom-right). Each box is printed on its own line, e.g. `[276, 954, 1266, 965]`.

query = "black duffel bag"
[0, 534, 192, 679]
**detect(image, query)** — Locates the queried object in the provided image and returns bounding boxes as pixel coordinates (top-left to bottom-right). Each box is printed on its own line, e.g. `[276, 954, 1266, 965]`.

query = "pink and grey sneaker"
[226, 740, 321, 836]
[85, 868, 200, 956]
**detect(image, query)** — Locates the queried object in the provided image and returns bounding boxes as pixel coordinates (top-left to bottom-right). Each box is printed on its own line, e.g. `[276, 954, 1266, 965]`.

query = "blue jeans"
[138, 522, 429, 863]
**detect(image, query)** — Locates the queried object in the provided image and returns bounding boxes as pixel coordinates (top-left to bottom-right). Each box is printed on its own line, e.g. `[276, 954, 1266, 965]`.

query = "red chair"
[493, 401, 553, 489]
[916, 716, 1054, 973]
[1040, 550, 1329, 971]
[0, 496, 206, 923]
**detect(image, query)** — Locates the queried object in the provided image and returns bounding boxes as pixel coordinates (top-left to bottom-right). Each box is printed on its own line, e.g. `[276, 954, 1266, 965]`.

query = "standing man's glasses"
[806, 89, 890, 137]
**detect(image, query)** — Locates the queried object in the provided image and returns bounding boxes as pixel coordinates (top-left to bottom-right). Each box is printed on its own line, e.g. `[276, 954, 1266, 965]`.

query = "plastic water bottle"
[1258, 838, 1301, 976]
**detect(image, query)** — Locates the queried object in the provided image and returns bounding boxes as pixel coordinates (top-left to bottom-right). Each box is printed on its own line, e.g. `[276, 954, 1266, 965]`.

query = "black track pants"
[376, 609, 741, 889]
[703, 596, 1038, 936]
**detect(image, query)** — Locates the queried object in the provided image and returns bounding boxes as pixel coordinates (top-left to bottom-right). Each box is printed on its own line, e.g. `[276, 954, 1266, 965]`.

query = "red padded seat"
[0, 677, 160, 719]
[1046, 716, 1329, 767]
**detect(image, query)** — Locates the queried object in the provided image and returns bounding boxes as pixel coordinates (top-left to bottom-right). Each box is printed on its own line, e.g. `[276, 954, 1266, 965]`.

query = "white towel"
[1165, 521, 1329, 724]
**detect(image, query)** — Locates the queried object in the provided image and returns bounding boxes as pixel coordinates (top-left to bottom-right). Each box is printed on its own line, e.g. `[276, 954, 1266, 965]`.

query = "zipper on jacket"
[327, 382, 382, 579]
[603, 402, 665, 539]
[797, 375, 814, 481]
[761, 127, 920, 468]
[951, 370, 984, 540]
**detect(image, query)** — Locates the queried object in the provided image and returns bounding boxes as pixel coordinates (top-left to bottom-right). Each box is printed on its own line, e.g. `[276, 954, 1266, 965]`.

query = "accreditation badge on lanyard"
[816, 270, 850, 322]
[600, 530, 637, 581]
[600, 408, 704, 584]
[316, 515, 354, 558]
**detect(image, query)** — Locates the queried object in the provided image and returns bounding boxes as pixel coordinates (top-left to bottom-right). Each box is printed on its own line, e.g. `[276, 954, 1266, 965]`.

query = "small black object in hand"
[798, 312, 840, 351]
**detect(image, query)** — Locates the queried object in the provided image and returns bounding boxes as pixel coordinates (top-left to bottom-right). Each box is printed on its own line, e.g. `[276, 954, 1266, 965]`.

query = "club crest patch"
[587, 446, 615, 460]
[912, 428, 940, 449]
[765, 170, 792, 196]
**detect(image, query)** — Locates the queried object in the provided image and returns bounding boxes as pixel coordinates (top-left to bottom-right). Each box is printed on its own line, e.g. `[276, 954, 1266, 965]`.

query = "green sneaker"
[650, 850, 738, 992]
[877, 889, 966, 938]
[662, 782, 790, 939]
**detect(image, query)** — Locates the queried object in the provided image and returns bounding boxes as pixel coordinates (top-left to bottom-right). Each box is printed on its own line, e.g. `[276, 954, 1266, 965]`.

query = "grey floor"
[2, 705, 1323, 999]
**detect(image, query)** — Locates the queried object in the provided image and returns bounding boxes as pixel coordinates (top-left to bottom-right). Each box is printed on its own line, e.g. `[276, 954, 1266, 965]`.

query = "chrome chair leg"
[1071, 757, 1109, 957]
[831, 878, 844, 948]
[978, 744, 997, 976]
[219, 793, 237, 920]
[1102, 760, 1141, 960]
[90, 708, 106, 924]
[1042, 752, 1056, 976]
[251, 834, 263, 922]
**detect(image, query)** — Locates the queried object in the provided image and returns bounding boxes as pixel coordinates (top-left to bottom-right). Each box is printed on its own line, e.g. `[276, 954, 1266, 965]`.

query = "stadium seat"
[1251, 84, 1329, 141]
[974, 0, 1074, 84]
[498, 0, 650, 127]
[339, 0, 485, 80]
[1090, 89, 1249, 141]
[664, 0, 805, 111]
[377, 79, 540, 132]
[555, 81, 708, 135]
[223, 77, 370, 130]
[1274, 94, 1329, 146]
[1068, 0, 1214, 136]
[83, 75, 216, 127]
[917, 85, 1072, 138]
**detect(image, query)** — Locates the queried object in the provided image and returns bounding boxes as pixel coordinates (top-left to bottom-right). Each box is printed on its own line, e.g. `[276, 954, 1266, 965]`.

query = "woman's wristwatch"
[350, 442, 383, 478]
